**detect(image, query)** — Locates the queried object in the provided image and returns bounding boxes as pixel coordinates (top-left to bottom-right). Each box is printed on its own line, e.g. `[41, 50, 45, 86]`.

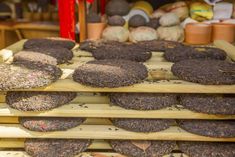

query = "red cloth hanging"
[58, 0, 75, 40]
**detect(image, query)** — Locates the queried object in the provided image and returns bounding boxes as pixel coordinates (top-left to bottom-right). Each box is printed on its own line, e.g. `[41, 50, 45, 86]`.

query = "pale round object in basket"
[157, 25, 184, 42]
[159, 13, 180, 27]
[129, 26, 158, 42]
[102, 26, 129, 42]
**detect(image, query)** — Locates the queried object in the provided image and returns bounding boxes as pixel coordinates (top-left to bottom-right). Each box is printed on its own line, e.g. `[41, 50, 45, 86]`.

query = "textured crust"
[171, 59, 235, 85]
[178, 120, 235, 138]
[110, 140, 176, 157]
[23, 47, 74, 64]
[73, 60, 148, 88]
[108, 15, 126, 26]
[137, 40, 183, 52]
[110, 93, 177, 110]
[111, 118, 173, 132]
[164, 46, 227, 62]
[25, 139, 91, 157]
[13, 51, 58, 65]
[80, 41, 152, 62]
[19, 117, 86, 132]
[180, 94, 235, 115]
[6, 92, 77, 111]
[24, 38, 76, 50]
[0, 61, 62, 90]
[178, 141, 235, 157]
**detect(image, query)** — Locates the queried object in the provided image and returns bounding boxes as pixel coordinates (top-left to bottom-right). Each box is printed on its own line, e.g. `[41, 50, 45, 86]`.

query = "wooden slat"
[6, 79, 235, 93]
[0, 139, 111, 149]
[214, 40, 235, 61]
[0, 124, 234, 142]
[0, 103, 234, 119]
[0, 151, 188, 157]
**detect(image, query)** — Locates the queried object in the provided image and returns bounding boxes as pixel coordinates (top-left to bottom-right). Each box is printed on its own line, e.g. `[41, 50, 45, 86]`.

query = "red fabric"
[58, 0, 75, 40]
[86, 0, 94, 3]
[100, 0, 106, 15]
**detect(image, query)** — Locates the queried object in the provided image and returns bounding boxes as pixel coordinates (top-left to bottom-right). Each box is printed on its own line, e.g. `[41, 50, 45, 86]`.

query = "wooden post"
[78, 0, 87, 42]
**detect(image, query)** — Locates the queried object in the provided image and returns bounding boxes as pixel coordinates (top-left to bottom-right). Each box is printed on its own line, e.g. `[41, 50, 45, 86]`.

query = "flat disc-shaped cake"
[25, 139, 91, 157]
[180, 94, 235, 115]
[19, 117, 86, 132]
[73, 59, 148, 88]
[111, 118, 173, 132]
[22, 47, 74, 64]
[0, 61, 62, 90]
[164, 46, 227, 62]
[110, 140, 176, 157]
[80, 41, 152, 62]
[24, 38, 76, 50]
[13, 51, 58, 65]
[178, 141, 235, 157]
[171, 59, 235, 85]
[6, 91, 77, 111]
[110, 93, 177, 110]
[137, 40, 183, 52]
[178, 120, 235, 138]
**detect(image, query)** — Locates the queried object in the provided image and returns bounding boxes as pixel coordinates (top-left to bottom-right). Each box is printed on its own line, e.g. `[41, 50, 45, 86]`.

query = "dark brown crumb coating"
[164, 46, 226, 62]
[178, 120, 235, 138]
[25, 138, 91, 157]
[6, 91, 77, 111]
[178, 141, 235, 157]
[0, 61, 62, 90]
[73, 59, 148, 88]
[180, 94, 235, 115]
[110, 93, 177, 110]
[110, 140, 176, 157]
[171, 59, 235, 85]
[111, 118, 173, 132]
[19, 117, 86, 132]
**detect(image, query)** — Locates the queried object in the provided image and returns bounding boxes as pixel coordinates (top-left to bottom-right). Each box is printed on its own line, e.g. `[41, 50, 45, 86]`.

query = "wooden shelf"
[0, 103, 234, 119]
[0, 139, 111, 149]
[0, 124, 234, 142]
[0, 151, 188, 157]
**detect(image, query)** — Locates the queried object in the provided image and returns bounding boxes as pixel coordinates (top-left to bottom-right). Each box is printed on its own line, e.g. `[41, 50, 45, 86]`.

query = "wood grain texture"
[0, 103, 234, 119]
[0, 124, 234, 142]
[0, 152, 188, 157]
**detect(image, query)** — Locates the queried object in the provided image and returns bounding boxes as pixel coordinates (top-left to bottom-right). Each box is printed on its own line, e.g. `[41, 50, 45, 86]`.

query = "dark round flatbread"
[137, 40, 183, 52]
[81, 41, 152, 62]
[178, 120, 235, 138]
[24, 38, 76, 50]
[23, 47, 74, 64]
[111, 118, 173, 132]
[6, 91, 77, 111]
[164, 46, 227, 62]
[25, 138, 91, 157]
[178, 141, 235, 157]
[19, 117, 86, 132]
[171, 59, 235, 85]
[108, 15, 125, 26]
[129, 15, 146, 28]
[110, 140, 176, 157]
[180, 94, 235, 115]
[13, 51, 58, 65]
[146, 18, 160, 29]
[110, 93, 177, 110]
[0, 61, 62, 90]
[73, 60, 148, 88]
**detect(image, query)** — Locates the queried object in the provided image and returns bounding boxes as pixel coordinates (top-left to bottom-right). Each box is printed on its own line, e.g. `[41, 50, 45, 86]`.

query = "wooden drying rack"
[0, 40, 234, 157]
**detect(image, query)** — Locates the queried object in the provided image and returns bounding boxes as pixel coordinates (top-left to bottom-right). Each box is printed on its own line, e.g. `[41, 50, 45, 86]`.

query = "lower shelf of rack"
[0, 124, 234, 142]
[0, 151, 188, 157]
